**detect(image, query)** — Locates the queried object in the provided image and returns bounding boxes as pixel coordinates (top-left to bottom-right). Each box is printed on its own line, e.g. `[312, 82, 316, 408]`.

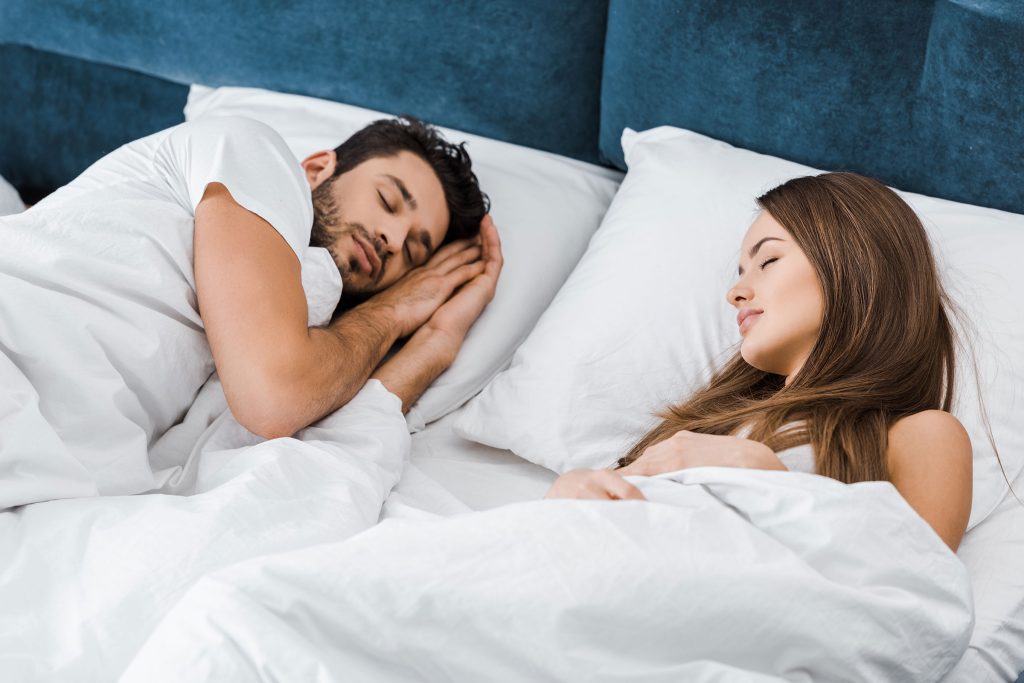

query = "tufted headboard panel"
[599, 0, 1024, 214]
[0, 0, 609, 198]
[3, 0, 1023, 215]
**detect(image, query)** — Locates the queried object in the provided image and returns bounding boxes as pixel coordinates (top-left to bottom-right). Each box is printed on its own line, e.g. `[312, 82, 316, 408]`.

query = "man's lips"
[354, 235, 381, 278]
[737, 308, 763, 335]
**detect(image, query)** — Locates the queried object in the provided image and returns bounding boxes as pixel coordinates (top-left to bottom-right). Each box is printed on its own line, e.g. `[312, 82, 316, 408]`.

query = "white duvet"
[114, 468, 973, 683]
[0, 379, 408, 682]
[0, 342, 975, 682]
[0, 357, 975, 682]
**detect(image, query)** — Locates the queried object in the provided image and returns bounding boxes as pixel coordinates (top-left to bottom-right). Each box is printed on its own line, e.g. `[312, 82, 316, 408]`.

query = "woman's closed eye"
[759, 256, 779, 270]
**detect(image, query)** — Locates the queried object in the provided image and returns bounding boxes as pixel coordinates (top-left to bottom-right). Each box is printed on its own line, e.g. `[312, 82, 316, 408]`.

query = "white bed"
[403, 407, 1024, 683]
[1, 87, 1022, 682]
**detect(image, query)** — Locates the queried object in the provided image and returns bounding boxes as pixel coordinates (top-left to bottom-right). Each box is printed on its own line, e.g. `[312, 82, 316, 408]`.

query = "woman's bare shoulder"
[886, 410, 972, 551]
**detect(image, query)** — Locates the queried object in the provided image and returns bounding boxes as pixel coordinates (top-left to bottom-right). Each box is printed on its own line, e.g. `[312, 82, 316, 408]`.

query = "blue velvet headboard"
[1, 0, 1022, 216]
[599, 0, 1024, 214]
[0, 0, 608, 201]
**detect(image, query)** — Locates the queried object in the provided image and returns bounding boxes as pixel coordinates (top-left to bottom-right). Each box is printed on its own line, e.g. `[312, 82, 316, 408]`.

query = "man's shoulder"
[169, 116, 289, 150]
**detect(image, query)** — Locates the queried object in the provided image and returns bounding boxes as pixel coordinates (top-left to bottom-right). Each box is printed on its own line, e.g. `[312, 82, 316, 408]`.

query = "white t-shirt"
[0, 116, 340, 507]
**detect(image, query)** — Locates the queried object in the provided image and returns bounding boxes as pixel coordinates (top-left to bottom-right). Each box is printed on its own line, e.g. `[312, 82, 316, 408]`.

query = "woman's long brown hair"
[618, 172, 957, 483]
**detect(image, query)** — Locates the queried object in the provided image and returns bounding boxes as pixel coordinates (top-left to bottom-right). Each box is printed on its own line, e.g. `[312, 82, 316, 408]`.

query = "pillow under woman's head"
[455, 126, 1024, 531]
[617, 171, 961, 486]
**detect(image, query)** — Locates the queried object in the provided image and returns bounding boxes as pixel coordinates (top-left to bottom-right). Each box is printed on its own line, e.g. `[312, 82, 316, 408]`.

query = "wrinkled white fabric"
[0, 116, 323, 508]
[0, 379, 406, 683]
[121, 468, 973, 683]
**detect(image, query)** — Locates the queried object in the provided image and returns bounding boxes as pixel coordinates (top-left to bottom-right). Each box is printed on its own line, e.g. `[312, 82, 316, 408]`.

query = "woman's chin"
[740, 342, 777, 375]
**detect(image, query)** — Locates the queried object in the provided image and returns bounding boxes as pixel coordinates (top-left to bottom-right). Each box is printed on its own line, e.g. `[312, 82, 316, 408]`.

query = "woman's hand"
[544, 468, 646, 501]
[617, 431, 785, 477]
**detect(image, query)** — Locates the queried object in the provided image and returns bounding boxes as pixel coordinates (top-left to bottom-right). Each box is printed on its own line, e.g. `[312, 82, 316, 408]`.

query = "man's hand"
[544, 468, 647, 501]
[370, 215, 502, 413]
[617, 431, 786, 477]
[364, 229, 490, 339]
[422, 214, 503, 351]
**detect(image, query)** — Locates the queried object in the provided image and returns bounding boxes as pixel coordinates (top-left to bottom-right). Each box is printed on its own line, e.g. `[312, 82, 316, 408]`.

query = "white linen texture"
[0, 378, 408, 682]
[119, 468, 972, 683]
[0, 117, 319, 508]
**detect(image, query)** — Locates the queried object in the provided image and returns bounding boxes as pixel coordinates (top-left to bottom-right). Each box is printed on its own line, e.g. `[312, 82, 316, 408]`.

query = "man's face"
[309, 151, 450, 298]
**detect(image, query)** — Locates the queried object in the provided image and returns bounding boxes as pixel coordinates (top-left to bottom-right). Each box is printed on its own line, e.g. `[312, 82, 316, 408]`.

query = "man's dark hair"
[331, 116, 490, 244]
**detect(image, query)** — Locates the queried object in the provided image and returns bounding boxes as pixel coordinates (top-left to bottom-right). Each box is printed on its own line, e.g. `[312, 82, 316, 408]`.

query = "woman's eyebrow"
[748, 236, 784, 258]
[738, 237, 785, 275]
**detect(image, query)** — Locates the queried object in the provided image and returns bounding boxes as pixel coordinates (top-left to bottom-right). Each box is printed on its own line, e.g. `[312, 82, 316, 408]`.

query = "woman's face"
[727, 211, 824, 381]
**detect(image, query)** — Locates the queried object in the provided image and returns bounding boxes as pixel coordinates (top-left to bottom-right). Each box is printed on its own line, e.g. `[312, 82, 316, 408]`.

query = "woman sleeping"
[546, 171, 974, 551]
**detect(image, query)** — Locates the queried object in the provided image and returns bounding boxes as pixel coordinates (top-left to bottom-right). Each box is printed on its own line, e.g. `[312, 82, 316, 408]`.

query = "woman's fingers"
[594, 470, 646, 500]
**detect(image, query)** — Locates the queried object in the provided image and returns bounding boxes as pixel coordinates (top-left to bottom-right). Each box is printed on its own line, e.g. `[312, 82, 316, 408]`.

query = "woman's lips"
[737, 308, 763, 335]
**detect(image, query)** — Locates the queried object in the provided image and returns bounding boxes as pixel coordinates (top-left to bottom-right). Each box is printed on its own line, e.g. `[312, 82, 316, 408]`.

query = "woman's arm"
[887, 410, 973, 552]
[616, 431, 787, 477]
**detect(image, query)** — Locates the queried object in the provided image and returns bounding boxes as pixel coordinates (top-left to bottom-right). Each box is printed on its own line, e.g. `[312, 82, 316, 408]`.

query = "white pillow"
[455, 125, 1024, 531]
[0, 174, 25, 216]
[184, 86, 622, 429]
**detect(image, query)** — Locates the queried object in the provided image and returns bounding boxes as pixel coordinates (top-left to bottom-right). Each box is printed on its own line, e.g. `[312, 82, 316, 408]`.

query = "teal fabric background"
[0, 45, 187, 203]
[600, 0, 1024, 214]
[1, 0, 1023, 216]
[0, 0, 608, 180]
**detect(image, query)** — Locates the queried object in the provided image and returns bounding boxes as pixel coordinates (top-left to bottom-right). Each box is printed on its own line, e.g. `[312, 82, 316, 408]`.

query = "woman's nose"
[727, 284, 752, 307]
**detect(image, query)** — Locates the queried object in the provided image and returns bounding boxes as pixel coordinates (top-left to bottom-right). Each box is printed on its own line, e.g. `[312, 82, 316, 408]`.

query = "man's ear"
[301, 150, 338, 189]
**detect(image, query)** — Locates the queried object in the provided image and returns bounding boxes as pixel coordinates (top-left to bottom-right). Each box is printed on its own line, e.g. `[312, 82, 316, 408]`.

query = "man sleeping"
[0, 115, 501, 509]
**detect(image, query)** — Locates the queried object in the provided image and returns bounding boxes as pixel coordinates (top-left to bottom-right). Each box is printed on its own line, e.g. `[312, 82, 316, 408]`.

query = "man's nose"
[376, 218, 411, 256]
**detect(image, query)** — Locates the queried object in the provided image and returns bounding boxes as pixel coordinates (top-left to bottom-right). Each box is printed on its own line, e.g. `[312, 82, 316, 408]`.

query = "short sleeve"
[154, 116, 314, 260]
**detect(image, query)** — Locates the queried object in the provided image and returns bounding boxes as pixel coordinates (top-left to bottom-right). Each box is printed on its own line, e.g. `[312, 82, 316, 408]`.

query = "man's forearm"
[311, 300, 404, 410]
[257, 301, 402, 438]
[370, 328, 457, 414]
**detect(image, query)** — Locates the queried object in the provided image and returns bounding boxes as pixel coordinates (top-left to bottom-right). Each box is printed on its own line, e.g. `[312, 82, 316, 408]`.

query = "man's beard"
[310, 178, 376, 311]
[310, 177, 341, 255]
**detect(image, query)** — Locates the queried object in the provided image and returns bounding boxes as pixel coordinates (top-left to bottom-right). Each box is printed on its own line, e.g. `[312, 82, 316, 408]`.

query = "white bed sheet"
[399, 406, 1024, 683]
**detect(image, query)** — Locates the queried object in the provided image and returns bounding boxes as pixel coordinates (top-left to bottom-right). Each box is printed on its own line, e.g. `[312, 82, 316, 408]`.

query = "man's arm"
[373, 215, 503, 412]
[193, 183, 487, 438]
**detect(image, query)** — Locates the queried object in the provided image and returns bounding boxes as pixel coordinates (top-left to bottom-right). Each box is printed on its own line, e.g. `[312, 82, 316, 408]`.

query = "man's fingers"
[446, 260, 487, 289]
[426, 236, 478, 267]
[485, 239, 503, 279]
[437, 244, 483, 275]
[480, 216, 503, 268]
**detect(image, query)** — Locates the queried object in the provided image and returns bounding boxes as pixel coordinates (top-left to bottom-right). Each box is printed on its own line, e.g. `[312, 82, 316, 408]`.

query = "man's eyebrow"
[383, 174, 417, 210]
[738, 236, 784, 275]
